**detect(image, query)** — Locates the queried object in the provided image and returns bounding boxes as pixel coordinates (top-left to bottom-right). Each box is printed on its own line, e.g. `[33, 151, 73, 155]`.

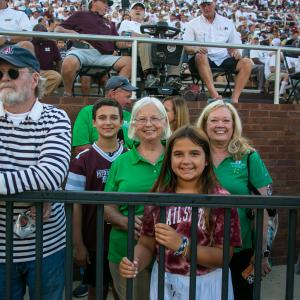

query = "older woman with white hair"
[196, 100, 273, 300]
[104, 97, 171, 300]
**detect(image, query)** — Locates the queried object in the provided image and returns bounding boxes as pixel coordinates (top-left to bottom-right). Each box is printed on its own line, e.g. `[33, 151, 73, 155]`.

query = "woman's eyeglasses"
[134, 116, 165, 125]
[0, 68, 30, 81]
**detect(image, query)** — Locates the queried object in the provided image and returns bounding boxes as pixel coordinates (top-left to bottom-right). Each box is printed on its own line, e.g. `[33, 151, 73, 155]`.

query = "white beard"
[0, 89, 26, 106]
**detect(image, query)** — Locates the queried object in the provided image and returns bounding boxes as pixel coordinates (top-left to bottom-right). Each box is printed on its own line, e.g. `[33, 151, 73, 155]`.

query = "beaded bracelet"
[174, 236, 189, 256]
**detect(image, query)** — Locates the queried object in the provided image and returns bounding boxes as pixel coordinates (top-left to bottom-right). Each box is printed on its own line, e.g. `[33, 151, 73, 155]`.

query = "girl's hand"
[74, 243, 91, 268]
[154, 223, 182, 252]
[119, 257, 139, 278]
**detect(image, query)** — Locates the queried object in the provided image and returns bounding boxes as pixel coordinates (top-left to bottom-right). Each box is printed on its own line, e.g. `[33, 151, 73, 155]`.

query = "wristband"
[174, 236, 189, 256]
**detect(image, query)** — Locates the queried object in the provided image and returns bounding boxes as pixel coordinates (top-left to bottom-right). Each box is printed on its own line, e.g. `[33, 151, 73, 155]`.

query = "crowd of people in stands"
[0, 0, 298, 299]
[0, 0, 299, 102]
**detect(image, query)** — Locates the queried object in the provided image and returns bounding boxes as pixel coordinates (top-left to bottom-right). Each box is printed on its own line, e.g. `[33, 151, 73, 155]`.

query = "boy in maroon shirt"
[65, 98, 126, 299]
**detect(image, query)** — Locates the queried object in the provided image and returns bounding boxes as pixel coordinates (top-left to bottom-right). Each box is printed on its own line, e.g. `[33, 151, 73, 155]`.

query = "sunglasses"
[207, 98, 232, 104]
[0, 68, 31, 81]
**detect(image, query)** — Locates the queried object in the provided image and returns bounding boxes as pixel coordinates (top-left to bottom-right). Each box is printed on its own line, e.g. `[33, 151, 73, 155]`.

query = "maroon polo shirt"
[32, 39, 62, 70]
[60, 11, 118, 54]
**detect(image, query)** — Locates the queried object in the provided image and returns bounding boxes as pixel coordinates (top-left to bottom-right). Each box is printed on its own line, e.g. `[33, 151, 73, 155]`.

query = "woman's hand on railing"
[154, 223, 182, 252]
[74, 243, 91, 268]
[119, 257, 139, 278]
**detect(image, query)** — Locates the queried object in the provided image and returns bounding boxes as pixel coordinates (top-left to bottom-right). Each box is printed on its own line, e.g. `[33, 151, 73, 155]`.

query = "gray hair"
[128, 97, 172, 141]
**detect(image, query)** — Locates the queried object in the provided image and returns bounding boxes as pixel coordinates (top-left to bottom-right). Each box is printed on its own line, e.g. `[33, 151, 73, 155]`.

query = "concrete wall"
[46, 95, 300, 265]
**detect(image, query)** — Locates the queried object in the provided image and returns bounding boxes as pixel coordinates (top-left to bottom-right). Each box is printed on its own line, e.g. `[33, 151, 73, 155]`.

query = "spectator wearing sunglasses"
[0, 46, 71, 299]
[72, 75, 138, 155]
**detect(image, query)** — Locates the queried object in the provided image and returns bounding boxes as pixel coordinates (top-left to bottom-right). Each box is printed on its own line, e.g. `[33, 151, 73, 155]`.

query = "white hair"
[128, 97, 172, 141]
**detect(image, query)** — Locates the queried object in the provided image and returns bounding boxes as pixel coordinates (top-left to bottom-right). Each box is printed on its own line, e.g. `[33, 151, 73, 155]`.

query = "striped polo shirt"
[0, 100, 71, 263]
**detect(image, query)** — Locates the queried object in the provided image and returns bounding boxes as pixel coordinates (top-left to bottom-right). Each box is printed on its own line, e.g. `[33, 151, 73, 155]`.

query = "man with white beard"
[0, 45, 71, 300]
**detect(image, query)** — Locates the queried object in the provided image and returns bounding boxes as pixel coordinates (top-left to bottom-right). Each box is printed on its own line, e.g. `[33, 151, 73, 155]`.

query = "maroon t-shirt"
[32, 39, 61, 70]
[60, 11, 118, 54]
[141, 186, 242, 276]
[67, 143, 127, 252]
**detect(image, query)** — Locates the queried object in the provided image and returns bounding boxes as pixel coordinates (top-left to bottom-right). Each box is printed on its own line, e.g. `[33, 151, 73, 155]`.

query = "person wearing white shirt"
[0, 0, 33, 47]
[182, 0, 252, 103]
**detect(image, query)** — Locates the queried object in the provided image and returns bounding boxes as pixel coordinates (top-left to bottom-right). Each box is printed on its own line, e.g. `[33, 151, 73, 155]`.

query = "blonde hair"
[196, 100, 253, 160]
[162, 96, 190, 131]
[128, 97, 172, 141]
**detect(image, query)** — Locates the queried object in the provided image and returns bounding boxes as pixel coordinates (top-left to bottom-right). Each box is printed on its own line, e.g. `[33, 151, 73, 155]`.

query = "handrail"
[1, 30, 300, 104]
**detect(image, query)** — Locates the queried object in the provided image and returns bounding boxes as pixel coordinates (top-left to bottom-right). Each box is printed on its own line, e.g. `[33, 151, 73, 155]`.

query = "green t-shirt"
[72, 105, 133, 148]
[104, 145, 164, 264]
[213, 151, 272, 251]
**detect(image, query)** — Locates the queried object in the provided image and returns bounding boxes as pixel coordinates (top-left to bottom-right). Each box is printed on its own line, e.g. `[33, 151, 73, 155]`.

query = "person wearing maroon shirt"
[32, 24, 62, 97]
[54, 0, 131, 96]
[65, 98, 126, 300]
[119, 126, 241, 300]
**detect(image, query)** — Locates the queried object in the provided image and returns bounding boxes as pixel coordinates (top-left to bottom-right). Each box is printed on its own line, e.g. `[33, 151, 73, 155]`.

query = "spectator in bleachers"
[32, 24, 62, 97]
[249, 36, 268, 93]
[0, 0, 33, 49]
[29, 7, 43, 26]
[55, 0, 132, 97]
[264, 38, 289, 100]
[183, 0, 252, 103]
[72, 76, 138, 155]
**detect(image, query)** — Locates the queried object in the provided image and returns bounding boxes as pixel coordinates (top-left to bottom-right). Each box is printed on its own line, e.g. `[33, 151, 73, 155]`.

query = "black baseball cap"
[0, 46, 40, 72]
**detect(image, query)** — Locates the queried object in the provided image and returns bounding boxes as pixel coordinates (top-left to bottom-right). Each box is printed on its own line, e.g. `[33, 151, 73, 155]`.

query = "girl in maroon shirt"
[119, 125, 241, 300]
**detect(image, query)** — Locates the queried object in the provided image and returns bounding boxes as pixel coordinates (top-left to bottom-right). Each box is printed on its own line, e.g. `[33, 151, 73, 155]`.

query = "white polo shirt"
[118, 20, 142, 35]
[182, 13, 242, 66]
[0, 7, 32, 32]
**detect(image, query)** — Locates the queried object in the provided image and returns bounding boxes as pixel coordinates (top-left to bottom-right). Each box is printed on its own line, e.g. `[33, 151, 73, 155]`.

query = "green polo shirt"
[72, 105, 133, 149]
[105, 145, 164, 264]
[213, 151, 272, 251]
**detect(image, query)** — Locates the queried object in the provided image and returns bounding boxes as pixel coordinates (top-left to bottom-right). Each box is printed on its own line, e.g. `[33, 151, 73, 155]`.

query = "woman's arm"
[119, 235, 156, 277]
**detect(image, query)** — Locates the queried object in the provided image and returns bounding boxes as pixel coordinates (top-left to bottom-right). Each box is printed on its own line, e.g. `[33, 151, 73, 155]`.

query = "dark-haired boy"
[66, 98, 126, 299]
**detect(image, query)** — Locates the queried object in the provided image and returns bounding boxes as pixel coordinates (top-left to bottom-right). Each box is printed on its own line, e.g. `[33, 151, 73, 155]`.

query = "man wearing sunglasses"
[72, 75, 138, 155]
[182, 0, 252, 103]
[0, 46, 71, 300]
[55, 0, 132, 97]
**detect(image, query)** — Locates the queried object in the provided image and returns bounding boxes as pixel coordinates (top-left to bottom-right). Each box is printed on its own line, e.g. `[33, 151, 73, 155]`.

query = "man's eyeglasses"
[134, 116, 165, 125]
[0, 68, 30, 81]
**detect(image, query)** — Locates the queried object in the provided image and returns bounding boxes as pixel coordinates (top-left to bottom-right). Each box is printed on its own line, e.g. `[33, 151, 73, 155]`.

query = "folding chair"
[283, 49, 300, 103]
[72, 65, 112, 97]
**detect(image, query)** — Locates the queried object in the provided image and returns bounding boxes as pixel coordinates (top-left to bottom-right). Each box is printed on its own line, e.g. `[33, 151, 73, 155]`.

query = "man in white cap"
[182, 0, 252, 103]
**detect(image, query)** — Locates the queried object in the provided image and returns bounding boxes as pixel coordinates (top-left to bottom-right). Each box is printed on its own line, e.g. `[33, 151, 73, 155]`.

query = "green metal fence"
[1, 191, 299, 299]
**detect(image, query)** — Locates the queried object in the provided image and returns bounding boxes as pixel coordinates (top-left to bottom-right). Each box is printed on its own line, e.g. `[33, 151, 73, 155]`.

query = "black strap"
[247, 152, 261, 195]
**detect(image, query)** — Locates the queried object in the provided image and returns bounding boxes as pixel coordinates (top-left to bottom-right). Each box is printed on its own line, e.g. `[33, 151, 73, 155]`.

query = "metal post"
[221, 208, 231, 300]
[96, 205, 104, 300]
[65, 203, 73, 300]
[274, 49, 281, 104]
[5, 201, 13, 300]
[158, 206, 166, 300]
[131, 39, 138, 99]
[285, 209, 297, 300]
[35, 202, 43, 300]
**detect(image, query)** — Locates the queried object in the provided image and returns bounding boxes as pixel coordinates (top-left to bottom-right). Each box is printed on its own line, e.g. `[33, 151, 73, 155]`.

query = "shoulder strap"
[247, 152, 261, 195]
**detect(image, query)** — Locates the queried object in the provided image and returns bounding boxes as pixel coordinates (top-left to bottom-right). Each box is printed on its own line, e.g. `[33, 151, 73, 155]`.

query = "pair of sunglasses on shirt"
[0, 68, 29, 81]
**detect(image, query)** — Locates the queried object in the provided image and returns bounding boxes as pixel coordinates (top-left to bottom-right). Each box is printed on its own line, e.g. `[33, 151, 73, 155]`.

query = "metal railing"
[1, 191, 299, 300]
[0, 30, 300, 104]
